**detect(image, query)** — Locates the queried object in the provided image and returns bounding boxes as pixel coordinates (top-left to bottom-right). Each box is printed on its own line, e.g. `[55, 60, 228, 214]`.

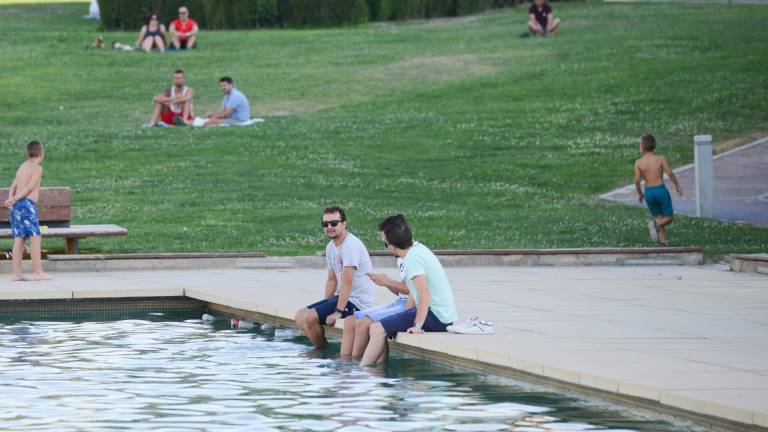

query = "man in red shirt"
[169, 6, 198, 50]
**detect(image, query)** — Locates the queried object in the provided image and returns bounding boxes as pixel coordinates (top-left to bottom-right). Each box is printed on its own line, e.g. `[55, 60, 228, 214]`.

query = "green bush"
[99, 0, 540, 30]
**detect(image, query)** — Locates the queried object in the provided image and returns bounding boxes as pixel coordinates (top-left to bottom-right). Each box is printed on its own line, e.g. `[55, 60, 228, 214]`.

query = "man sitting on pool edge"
[294, 206, 375, 350]
[360, 215, 457, 366]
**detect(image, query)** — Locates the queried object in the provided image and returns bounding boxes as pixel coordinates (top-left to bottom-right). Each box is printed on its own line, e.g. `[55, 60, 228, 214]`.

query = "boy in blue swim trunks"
[340, 214, 412, 360]
[634, 134, 683, 246]
[4, 140, 51, 281]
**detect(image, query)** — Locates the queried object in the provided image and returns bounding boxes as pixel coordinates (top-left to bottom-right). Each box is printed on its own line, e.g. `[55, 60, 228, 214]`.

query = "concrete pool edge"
[1, 247, 705, 273]
[202, 299, 768, 432]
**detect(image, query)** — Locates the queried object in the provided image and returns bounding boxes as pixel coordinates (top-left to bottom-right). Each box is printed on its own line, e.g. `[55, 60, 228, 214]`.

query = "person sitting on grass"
[136, 12, 167, 53]
[635, 134, 683, 246]
[360, 216, 457, 367]
[4, 140, 51, 281]
[528, 0, 560, 37]
[340, 214, 411, 360]
[204, 76, 250, 126]
[148, 69, 194, 127]
[169, 6, 198, 50]
[294, 206, 375, 350]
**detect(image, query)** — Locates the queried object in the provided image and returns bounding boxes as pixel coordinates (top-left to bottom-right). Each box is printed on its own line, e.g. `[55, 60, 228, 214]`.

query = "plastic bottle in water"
[231, 317, 255, 329]
[201, 314, 216, 323]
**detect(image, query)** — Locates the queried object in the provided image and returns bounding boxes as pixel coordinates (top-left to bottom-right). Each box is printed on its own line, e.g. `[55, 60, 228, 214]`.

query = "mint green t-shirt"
[404, 243, 458, 324]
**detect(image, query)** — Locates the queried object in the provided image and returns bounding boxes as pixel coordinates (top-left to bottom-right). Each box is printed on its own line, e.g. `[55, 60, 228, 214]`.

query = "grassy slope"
[0, 2, 767, 256]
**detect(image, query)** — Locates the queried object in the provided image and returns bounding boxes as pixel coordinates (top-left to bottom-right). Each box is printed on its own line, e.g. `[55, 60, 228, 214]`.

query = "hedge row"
[99, 0, 529, 30]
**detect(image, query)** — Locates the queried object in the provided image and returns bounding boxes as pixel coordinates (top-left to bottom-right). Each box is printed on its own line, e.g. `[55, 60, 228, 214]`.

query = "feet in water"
[647, 220, 659, 242]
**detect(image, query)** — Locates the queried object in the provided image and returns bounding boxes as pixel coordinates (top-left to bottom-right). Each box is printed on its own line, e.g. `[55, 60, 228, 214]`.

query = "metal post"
[694, 135, 714, 218]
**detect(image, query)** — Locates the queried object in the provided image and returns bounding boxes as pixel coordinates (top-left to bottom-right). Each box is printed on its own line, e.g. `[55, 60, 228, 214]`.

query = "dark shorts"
[645, 184, 673, 217]
[306, 295, 359, 326]
[379, 308, 451, 339]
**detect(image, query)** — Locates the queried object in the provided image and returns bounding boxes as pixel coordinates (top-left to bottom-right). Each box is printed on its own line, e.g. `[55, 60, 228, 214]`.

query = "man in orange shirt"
[169, 6, 198, 50]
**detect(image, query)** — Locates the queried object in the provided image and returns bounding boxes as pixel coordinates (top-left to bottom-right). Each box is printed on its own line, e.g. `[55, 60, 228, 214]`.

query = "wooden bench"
[1, 187, 127, 254]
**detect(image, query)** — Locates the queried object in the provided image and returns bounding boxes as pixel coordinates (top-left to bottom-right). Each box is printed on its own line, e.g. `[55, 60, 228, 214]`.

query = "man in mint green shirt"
[360, 214, 457, 367]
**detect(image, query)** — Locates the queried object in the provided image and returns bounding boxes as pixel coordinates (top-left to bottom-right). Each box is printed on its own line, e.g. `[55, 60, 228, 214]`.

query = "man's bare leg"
[185, 35, 196, 49]
[352, 317, 373, 358]
[181, 101, 191, 123]
[303, 308, 327, 349]
[149, 101, 165, 126]
[205, 117, 222, 127]
[360, 323, 387, 366]
[30, 236, 51, 280]
[172, 35, 181, 50]
[11, 237, 26, 281]
[294, 308, 308, 334]
[340, 315, 357, 359]
[376, 342, 389, 364]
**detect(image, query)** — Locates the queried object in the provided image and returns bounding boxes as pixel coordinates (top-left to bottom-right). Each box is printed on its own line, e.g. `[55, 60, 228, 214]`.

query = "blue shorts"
[9, 198, 41, 239]
[379, 308, 451, 339]
[306, 295, 359, 327]
[354, 297, 408, 322]
[645, 184, 673, 217]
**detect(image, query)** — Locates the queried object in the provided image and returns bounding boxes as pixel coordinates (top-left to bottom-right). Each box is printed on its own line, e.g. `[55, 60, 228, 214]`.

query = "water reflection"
[0, 317, 699, 431]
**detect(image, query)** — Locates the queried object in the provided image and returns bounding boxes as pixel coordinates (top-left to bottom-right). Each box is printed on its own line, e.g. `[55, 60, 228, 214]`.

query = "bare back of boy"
[635, 153, 667, 187]
[12, 161, 43, 203]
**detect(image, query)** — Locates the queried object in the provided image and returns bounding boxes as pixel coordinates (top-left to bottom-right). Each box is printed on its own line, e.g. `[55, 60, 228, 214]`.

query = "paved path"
[0, 265, 767, 429]
[601, 137, 768, 227]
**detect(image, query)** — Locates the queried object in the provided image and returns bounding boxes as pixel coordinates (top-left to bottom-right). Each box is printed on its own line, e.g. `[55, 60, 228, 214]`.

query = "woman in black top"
[528, 0, 560, 36]
[136, 12, 167, 52]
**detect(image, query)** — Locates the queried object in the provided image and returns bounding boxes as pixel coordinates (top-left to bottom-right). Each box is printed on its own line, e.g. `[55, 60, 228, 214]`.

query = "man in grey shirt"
[204, 76, 250, 126]
[294, 206, 375, 349]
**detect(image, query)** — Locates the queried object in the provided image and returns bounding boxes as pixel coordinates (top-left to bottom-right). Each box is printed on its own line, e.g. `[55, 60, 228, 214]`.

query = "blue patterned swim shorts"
[9, 197, 41, 238]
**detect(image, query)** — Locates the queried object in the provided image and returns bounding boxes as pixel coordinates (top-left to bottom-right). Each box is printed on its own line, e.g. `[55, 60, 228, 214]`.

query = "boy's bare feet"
[11, 274, 27, 281]
[32, 272, 52, 281]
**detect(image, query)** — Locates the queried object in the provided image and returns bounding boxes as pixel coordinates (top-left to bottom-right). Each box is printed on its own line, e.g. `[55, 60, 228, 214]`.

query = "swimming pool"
[0, 312, 705, 431]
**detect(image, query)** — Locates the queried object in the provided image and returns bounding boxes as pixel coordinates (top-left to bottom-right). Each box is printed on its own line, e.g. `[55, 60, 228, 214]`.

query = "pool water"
[0, 313, 704, 431]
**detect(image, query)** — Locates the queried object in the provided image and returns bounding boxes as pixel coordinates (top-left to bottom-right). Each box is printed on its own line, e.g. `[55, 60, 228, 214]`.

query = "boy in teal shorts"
[634, 134, 683, 246]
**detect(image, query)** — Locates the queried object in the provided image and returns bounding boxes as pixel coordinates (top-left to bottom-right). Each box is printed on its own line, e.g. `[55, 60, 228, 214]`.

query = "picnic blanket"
[191, 117, 264, 127]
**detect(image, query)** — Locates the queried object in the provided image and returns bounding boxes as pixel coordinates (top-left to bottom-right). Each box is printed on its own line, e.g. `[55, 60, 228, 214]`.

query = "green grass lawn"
[1, 2, 767, 257]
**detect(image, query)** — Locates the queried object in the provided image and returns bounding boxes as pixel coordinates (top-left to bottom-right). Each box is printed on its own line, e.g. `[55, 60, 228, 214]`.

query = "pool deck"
[1, 264, 767, 430]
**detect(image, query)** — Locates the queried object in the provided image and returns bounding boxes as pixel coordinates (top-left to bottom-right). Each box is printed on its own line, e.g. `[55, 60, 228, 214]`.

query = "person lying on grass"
[360, 215, 457, 367]
[528, 0, 561, 37]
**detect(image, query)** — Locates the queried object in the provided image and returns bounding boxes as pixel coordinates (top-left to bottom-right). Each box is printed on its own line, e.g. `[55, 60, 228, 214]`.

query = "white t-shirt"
[326, 232, 375, 310]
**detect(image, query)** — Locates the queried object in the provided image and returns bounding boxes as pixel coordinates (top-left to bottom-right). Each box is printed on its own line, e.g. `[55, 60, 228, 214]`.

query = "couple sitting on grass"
[147, 70, 250, 127]
[294, 206, 457, 366]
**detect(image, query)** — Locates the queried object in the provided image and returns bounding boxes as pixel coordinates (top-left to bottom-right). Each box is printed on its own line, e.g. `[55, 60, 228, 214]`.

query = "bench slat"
[1, 187, 72, 226]
[0, 224, 127, 239]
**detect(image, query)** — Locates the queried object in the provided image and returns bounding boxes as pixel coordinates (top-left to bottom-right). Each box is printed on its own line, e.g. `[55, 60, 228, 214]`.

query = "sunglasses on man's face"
[321, 220, 343, 228]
